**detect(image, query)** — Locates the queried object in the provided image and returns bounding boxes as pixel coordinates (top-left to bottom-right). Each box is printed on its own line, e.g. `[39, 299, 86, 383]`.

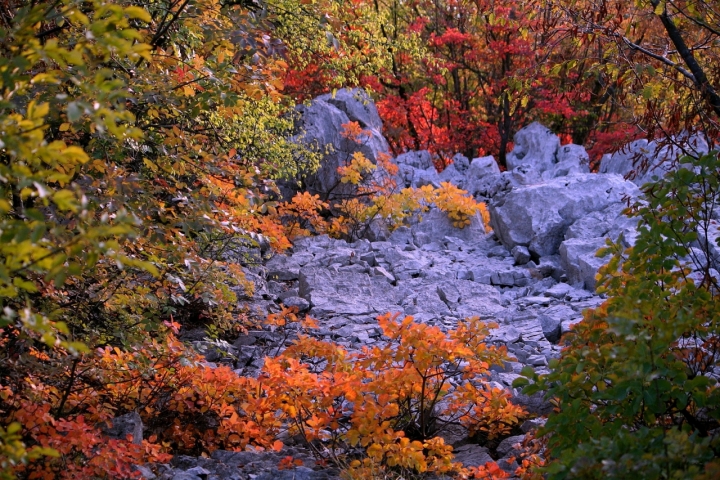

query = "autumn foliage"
[3, 0, 720, 477]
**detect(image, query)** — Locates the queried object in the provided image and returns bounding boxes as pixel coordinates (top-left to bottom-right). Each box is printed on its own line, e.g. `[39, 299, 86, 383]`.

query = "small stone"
[496, 434, 525, 457]
[512, 245, 531, 265]
[133, 464, 156, 480]
[545, 282, 572, 299]
[372, 266, 395, 283]
[359, 252, 377, 266]
[528, 355, 548, 366]
[103, 412, 143, 445]
[281, 296, 310, 311]
[452, 444, 493, 468]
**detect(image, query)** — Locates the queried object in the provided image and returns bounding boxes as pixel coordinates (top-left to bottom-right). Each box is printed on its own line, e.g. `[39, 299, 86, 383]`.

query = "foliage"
[277, 121, 490, 241]
[517, 151, 720, 478]
[266, 312, 526, 477]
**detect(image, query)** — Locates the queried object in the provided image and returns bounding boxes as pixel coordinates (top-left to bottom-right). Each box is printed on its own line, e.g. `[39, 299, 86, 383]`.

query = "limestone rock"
[559, 237, 608, 290]
[506, 122, 560, 174]
[295, 88, 389, 197]
[599, 134, 708, 186]
[103, 412, 143, 445]
[544, 143, 590, 179]
[490, 173, 639, 258]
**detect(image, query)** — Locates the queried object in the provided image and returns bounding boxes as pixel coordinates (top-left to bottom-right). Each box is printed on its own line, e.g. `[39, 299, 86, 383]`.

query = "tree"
[555, 0, 720, 145]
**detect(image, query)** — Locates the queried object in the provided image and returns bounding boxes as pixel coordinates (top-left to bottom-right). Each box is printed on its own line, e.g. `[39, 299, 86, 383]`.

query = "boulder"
[506, 122, 560, 174]
[295, 88, 390, 197]
[451, 153, 471, 173]
[320, 88, 384, 131]
[438, 162, 466, 186]
[298, 266, 400, 316]
[469, 155, 500, 177]
[496, 435, 525, 457]
[412, 167, 441, 188]
[543, 143, 590, 179]
[559, 237, 608, 290]
[511, 245, 531, 265]
[489, 173, 639, 258]
[558, 203, 639, 291]
[395, 150, 434, 170]
[453, 444, 494, 468]
[599, 134, 708, 186]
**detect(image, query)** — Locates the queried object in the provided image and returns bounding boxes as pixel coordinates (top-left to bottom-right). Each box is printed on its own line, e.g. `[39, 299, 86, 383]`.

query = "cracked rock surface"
[143, 91, 704, 479]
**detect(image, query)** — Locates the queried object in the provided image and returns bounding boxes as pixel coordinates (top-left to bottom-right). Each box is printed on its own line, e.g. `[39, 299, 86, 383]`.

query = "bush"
[518, 151, 720, 479]
[266, 312, 526, 477]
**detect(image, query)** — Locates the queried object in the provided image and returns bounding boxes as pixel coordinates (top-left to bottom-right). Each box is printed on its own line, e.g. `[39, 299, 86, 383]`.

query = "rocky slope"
[144, 89, 699, 479]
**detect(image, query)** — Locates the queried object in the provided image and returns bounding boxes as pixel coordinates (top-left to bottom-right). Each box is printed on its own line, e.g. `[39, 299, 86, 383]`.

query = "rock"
[544, 282, 573, 299]
[513, 390, 554, 416]
[411, 208, 487, 245]
[438, 162, 466, 185]
[321, 88, 384, 131]
[520, 417, 547, 433]
[395, 150, 434, 170]
[490, 326, 521, 344]
[171, 473, 203, 480]
[266, 255, 302, 281]
[509, 314, 552, 347]
[255, 467, 327, 480]
[528, 354, 548, 366]
[490, 174, 639, 258]
[537, 255, 564, 280]
[412, 167, 442, 188]
[294, 88, 389, 197]
[539, 314, 563, 343]
[559, 237, 608, 290]
[506, 122, 560, 174]
[544, 143, 590, 179]
[453, 444, 493, 468]
[388, 226, 414, 246]
[281, 296, 310, 311]
[103, 411, 143, 445]
[561, 317, 584, 335]
[496, 434, 525, 456]
[468, 155, 500, 178]
[466, 171, 517, 202]
[599, 134, 708, 186]
[511, 245, 531, 265]
[371, 266, 396, 283]
[491, 269, 530, 287]
[453, 153, 471, 172]
[133, 464, 156, 479]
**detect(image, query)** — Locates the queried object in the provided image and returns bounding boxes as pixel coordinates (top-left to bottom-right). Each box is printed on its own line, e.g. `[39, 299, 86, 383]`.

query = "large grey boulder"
[490, 174, 639, 258]
[468, 155, 500, 178]
[544, 143, 590, 179]
[506, 122, 560, 174]
[559, 237, 608, 290]
[558, 204, 640, 290]
[393, 150, 440, 188]
[599, 134, 709, 186]
[295, 88, 390, 197]
[320, 88, 384, 131]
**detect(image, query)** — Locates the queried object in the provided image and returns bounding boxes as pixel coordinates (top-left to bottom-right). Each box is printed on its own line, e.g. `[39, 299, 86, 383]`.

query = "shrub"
[518, 151, 720, 479]
[265, 312, 526, 477]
